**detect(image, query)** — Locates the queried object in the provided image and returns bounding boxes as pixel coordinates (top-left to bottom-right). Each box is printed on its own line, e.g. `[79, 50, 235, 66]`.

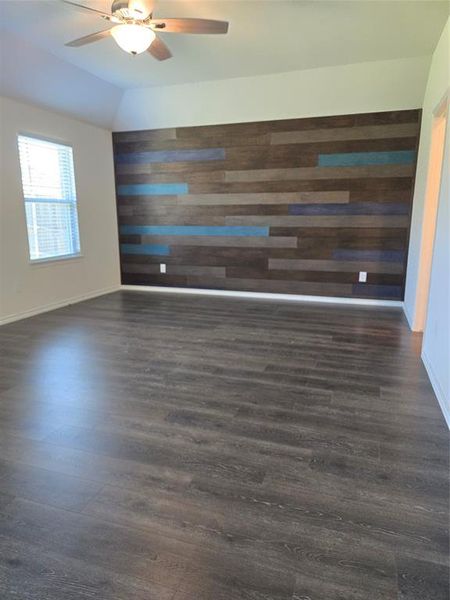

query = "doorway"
[415, 95, 448, 333]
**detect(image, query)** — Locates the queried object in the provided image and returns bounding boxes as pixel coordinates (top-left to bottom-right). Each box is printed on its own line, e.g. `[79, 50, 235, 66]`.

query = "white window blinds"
[18, 135, 81, 261]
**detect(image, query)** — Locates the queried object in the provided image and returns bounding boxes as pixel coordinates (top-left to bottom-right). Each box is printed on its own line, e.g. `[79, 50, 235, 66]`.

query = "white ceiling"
[0, 0, 448, 89]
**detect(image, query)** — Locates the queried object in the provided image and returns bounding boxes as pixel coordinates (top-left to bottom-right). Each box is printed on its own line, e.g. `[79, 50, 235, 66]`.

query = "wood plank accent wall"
[113, 109, 421, 300]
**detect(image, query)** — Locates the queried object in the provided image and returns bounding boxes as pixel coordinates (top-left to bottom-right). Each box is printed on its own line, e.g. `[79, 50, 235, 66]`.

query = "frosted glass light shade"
[111, 24, 155, 55]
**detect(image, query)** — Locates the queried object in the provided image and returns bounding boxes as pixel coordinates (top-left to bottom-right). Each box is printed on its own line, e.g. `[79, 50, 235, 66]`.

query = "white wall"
[421, 113, 449, 427]
[0, 31, 123, 129]
[114, 55, 430, 131]
[403, 18, 449, 425]
[0, 96, 121, 324]
[404, 20, 449, 329]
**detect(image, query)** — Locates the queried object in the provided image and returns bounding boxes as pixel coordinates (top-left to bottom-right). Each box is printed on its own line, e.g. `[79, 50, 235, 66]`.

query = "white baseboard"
[0, 285, 121, 326]
[422, 350, 450, 429]
[402, 301, 414, 329]
[121, 284, 403, 308]
[0, 284, 402, 327]
[402, 300, 423, 332]
[1, 283, 403, 325]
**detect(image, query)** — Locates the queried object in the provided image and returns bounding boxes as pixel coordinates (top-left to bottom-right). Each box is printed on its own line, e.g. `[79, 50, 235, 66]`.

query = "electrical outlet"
[359, 271, 367, 283]
[160, 263, 166, 274]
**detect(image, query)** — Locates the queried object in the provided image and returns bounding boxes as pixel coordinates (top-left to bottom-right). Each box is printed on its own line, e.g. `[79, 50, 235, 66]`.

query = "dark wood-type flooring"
[0, 291, 448, 599]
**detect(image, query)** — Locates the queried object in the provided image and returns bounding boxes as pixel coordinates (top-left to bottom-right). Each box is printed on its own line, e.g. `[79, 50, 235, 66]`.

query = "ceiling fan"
[62, 0, 229, 60]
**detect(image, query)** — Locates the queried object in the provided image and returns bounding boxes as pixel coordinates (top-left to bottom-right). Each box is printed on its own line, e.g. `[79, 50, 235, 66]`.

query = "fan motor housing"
[111, 0, 153, 20]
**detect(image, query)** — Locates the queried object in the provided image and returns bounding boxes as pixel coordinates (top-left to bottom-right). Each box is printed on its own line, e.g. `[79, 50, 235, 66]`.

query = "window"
[18, 135, 81, 261]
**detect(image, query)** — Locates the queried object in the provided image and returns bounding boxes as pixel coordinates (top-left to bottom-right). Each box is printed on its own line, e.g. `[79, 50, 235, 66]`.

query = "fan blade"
[150, 18, 229, 34]
[61, 1, 113, 20]
[147, 35, 172, 60]
[65, 29, 112, 47]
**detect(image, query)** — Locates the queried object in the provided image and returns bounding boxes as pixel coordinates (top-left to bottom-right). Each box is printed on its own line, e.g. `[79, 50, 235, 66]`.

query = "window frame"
[17, 132, 83, 265]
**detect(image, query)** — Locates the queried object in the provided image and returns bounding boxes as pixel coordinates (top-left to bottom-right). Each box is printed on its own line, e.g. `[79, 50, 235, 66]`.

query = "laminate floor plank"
[395, 556, 449, 600]
[0, 290, 448, 599]
[0, 498, 190, 592]
[0, 535, 175, 600]
[0, 460, 103, 511]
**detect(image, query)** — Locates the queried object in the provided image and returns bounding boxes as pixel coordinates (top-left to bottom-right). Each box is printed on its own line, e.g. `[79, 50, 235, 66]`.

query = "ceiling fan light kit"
[111, 24, 155, 54]
[62, 0, 229, 60]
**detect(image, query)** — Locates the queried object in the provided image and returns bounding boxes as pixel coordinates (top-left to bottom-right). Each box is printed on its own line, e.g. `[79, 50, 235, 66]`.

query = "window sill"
[29, 253, 84, 266]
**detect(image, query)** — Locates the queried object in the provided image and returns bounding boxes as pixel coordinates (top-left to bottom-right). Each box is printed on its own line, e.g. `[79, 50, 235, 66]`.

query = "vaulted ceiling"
[1, 0, 449, 89]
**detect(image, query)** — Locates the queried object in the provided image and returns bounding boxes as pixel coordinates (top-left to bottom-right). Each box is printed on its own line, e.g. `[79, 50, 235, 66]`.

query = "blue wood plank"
[318, 150, 415, 167]
[353, 284, 402, 299]
[116, 148, 225, 165]
[333, 250, 405, 262]
[117, 184, 188, 196]
[289, 202, 410, 216]
[120, 244, 170, 255]
[119, 225, 269, 237]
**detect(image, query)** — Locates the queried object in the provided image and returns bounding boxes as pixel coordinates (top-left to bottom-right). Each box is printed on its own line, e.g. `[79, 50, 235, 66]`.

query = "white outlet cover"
[359, 271, 367, 283]
[160, 263, 166, 274]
